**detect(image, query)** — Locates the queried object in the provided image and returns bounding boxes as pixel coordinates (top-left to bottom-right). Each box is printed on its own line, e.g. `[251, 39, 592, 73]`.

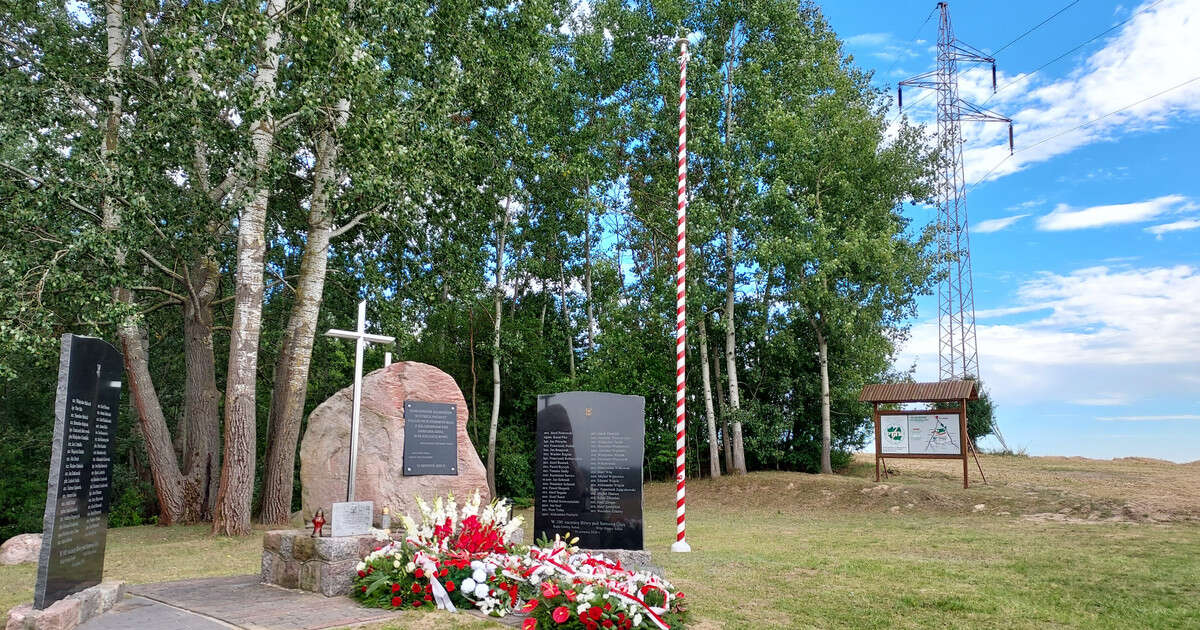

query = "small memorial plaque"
[331, 500, 374, 537]
[35, 334, 123, 610]
[535, 392, 644, 550]
[403, 400, 458, 475]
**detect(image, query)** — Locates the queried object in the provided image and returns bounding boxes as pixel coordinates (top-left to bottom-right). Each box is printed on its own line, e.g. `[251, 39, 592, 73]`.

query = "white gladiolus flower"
[462, 577, 476, 593]
[577, 603, 590, 614]
[473, 583, 488, 599]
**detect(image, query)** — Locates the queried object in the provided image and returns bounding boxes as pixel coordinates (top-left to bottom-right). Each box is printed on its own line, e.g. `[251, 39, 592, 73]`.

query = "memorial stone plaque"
[331, 500, 374, 537]
[535, 392, 644, 550]
[402, 400, 458, 475]
[34, 335, 123, 610]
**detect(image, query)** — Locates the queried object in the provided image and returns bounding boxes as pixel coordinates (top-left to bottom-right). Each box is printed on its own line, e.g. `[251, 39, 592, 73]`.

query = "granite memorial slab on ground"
[535, 391, 645, 550]
[35, 334, 123, 610]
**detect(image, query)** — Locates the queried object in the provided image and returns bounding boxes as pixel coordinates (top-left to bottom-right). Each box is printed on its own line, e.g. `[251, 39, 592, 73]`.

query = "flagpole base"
[670, 540, 692, 553]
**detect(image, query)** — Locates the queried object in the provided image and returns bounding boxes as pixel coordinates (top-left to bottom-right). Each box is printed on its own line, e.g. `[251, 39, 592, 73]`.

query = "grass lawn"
[4, 454, 1198, 629]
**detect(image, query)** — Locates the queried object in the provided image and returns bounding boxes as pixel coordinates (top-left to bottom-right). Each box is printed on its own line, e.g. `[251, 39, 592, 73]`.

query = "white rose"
[405, 562, 416, 573]
[633, 613, 643, 626]
[393, 560, 401, 569]
[356, 562, 366, 572]
[462, 577, 477, 593]
[473, 583, 489, 599]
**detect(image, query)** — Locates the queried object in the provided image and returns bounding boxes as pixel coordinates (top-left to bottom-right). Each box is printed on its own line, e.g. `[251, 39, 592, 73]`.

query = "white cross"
[325, 300, 395, 502]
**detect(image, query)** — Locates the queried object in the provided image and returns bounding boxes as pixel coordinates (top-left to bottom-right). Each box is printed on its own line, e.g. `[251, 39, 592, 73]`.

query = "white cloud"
[896, 265, 1200, 406]
[1097, 415, 1200, 421]
[975, 213, 1029, 233]
[909, 0, 1200, 183]
[1146, 217, 1200, 236]
[845, 32, 892, 47]
[1036, 195, 1189, 231]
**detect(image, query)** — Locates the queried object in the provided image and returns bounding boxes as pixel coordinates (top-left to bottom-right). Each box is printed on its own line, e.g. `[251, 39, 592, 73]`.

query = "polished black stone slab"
[35, 334, 123, 609]
[402, 400, 458, 475]
[535, 392, 644, 550]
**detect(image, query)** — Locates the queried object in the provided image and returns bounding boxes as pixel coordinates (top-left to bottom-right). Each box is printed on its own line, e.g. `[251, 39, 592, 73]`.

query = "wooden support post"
[960, 398, 969, 489]
[873, 402, 881, 482]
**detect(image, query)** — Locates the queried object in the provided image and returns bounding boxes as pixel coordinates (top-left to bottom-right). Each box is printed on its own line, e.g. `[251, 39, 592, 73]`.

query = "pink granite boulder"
[299, 361, 490, 525]
[0, 533, 41, 566]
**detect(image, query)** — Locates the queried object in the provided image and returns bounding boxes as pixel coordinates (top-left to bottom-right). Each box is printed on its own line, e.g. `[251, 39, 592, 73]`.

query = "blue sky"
[821, 0, 1200, 462]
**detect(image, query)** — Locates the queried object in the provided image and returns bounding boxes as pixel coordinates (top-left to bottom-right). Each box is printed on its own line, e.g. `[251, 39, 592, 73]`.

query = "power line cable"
[982, 0, 1166, 105]
[989, 0, 1081, 56]
[965, 73, 1200, 193]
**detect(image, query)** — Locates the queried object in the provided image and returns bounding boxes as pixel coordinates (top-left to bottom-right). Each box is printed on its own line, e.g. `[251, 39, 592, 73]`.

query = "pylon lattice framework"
[900, 2, 1012, 450]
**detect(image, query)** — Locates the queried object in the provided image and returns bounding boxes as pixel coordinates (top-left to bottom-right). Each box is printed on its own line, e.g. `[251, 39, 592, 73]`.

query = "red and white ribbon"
[673, 36, 690, 552]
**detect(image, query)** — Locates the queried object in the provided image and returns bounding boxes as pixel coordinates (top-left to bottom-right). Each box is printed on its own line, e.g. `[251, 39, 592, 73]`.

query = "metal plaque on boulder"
[402, 400, 458, 475]
[331, 501, 374, 537]
[35, 335, 123, 609]
[535, 392, 644, 550]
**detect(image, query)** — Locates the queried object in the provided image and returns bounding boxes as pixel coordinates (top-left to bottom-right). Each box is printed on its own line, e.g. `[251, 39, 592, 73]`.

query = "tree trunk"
[469, 306, 479, 447]
[561, 261, 575, 381]
[260, 95, 346, 525]
[584, 181, 595, 353]
[486, 197, 511, 497]
[213, 0, 288, 536]
[698, 312, 720, 478]
[724, 228, 746, 474]
[816, 323, 832, 474]
[712, 322, 732, 472]
[180, 258, 222, 519]
[720, 30, 746, 475]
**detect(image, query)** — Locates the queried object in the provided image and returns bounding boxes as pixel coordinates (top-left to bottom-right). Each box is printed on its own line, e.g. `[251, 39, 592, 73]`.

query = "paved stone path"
[77, 575, 520, 630]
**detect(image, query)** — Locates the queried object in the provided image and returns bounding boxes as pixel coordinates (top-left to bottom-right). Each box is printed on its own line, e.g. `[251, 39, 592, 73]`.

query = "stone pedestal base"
[262, 530, 384, 597]
[5, 581, 125, 630]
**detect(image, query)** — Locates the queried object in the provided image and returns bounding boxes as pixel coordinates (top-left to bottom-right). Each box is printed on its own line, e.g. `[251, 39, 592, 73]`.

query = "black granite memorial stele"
[535, 392, 644, 550]
[402, 400, 458, 475]
[34, 334, 123, 610]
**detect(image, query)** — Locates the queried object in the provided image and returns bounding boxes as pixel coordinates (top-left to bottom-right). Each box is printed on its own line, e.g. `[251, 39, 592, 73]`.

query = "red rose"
[440, 568, 448, 577]
[522, 619, 538, 630]
[602, 620, 613, 629]
[411, 601, 422, 607]
[552, 606, 570, 624]
[583, 621, 598, 630]
[677, 591, 685, 599]
[520, 598, 540, 613]
[414, 568, 425, 579]
[603, 603, 611, 612]
[445, 581, 456, 592]
[411, 583, 421, 594]
[423, 594, 432, 601]
[588, 607, 603, 621]
[390, 596, 401, 607]
[391, 583, 400, 593]
[360, 586, 366, 593]
[357, 570, 365, 578]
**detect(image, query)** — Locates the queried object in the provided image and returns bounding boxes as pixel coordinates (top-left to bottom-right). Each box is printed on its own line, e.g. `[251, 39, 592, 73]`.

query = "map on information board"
[880, 414, 960, 455]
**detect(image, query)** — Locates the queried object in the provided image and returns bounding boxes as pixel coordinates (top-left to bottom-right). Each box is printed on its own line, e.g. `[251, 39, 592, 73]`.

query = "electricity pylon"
[900, 2, 1012, 450]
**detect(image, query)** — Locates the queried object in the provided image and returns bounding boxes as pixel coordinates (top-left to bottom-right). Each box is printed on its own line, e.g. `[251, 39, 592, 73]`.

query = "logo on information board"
[887, 425, 903, 441]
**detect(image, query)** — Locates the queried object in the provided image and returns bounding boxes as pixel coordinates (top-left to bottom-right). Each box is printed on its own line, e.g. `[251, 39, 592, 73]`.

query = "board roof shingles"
[858, 380, 979, 404]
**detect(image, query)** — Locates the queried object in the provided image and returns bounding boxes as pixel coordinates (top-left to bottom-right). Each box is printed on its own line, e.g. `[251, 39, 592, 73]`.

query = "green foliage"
[0, 0, 940, 530]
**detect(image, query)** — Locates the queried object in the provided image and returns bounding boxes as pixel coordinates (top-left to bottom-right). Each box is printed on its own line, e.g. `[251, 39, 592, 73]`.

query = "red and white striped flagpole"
[671, 36, 692, 554]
